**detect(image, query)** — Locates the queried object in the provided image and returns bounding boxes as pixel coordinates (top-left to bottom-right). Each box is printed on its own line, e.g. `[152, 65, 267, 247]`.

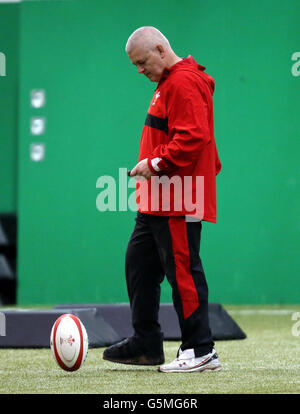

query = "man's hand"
[129, 158, 154, 179]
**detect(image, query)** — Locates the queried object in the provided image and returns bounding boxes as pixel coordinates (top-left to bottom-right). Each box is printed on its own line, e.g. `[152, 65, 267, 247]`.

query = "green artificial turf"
[0, 305, 299, 394]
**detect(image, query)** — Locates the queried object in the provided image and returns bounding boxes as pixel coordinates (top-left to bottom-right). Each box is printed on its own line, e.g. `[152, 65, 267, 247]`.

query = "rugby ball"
[50, 313, 88, 372]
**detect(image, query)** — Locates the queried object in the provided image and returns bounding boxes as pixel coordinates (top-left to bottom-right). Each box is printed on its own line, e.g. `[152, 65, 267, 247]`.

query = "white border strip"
[228, 309, 297, 315]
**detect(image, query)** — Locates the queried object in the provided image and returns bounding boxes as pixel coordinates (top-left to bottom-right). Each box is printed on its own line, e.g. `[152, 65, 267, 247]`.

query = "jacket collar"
[159, 55, 206, 83]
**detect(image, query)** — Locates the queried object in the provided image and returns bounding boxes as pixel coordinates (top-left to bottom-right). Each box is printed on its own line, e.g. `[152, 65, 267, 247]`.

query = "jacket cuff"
[147, 157, 161, 174]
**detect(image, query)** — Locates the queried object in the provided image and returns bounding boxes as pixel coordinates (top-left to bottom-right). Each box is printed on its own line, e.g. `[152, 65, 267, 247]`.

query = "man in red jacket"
[103, 26, 222, 373]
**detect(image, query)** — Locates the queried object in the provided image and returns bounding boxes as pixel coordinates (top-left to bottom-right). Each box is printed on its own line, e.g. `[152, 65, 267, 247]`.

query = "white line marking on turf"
[227, 309, 297, 315]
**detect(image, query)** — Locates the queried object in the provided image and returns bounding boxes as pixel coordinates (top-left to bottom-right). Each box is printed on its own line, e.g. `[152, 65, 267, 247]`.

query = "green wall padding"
[0, 3, 19, 212]
[14, 0, 300, 305]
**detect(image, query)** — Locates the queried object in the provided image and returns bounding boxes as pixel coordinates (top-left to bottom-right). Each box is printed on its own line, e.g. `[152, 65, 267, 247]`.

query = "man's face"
[128, 46, 166, 82]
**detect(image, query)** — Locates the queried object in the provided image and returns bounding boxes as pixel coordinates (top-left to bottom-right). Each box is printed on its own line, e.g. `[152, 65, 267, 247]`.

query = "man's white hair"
[125, 26, 171, 54]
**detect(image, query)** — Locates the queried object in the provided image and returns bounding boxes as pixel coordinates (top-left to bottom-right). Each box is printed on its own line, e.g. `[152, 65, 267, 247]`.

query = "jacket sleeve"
[215, 145, 222, 175]
[149, 74, 211, 172]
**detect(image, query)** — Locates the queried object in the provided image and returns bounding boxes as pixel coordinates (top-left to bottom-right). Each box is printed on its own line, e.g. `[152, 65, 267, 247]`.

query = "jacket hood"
[161, 55, 215, 94]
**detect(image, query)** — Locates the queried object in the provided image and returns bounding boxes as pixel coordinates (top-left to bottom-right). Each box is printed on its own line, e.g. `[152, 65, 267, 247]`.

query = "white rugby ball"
[50, 313, 88, 372]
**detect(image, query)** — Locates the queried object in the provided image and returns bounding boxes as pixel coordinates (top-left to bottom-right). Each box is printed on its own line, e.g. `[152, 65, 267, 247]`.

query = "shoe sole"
[103, 354, 165, 366]
[158, 362, 222, 373]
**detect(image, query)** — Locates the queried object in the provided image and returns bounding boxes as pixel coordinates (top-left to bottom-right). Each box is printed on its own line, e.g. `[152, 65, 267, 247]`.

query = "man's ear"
[156, 44, 165, 58]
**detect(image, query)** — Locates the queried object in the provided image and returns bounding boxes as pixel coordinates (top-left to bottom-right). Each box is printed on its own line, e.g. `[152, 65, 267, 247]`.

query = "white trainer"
[158, 348, 222, 373]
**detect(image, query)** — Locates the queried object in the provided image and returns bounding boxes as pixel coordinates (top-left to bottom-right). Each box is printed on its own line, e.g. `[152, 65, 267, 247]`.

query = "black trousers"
[125, 212, 214, 357]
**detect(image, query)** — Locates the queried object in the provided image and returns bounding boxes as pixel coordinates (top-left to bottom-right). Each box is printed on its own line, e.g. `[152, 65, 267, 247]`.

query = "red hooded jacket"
[135, 55, 221, 222]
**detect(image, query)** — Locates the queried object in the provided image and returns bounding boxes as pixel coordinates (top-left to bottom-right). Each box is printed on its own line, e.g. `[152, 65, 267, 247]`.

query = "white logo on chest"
[152, 91, 160, 106]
